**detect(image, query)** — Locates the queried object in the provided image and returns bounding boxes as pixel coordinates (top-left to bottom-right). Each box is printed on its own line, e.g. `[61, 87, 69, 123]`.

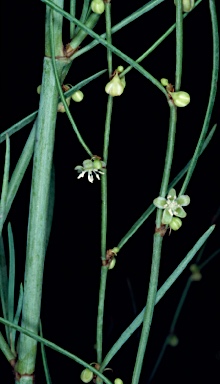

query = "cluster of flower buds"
[91, 0, 105, 14]
[160, 78, 190, 107]
[105, 66, 126, 97]
[37, 85, 84, 113]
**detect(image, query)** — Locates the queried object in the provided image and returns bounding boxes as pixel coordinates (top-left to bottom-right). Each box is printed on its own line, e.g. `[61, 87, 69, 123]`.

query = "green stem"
[131, 101, 177, 383]
[49, 10, 93, 157]
[41, 0, 168, 98]
[96, 265, 108, 364]
[131, 232, 163, 384]
[105, 2, 113, 76]
[179, 0, 219, 196]
[0, 135, 10, 237]
[175, 0, 183, 91]
[0, 318, 113, 384]
[0, 331, 15, 361]
[67, 13, 101, 54]
[69, 0, 202, 61]
[70, 0, 76, 38]
[116, 123, 216, 251]
[45, 0, 64, 56]
[15, 57, 68, 378]
[100, 224, 215, 372]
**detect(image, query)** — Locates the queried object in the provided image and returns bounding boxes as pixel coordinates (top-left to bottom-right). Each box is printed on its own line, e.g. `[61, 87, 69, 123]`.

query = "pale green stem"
[131, 103, 177, 384]
[179, 0, 219, 195]
[0, 331, 15, 361]
[15, 57, 68, 379]
[0, 317, 113, 384]
[175, 0, 183, 91]
[45, 0, 64, 56]
[70, 0, 76, 38]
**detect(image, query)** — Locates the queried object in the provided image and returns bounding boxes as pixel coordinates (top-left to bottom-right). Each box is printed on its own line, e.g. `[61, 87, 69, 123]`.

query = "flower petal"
[74, 166, 83, 172]
[174, 206, 187, 218]
[83, 159, 93, 169]
[167, 188, 176, 200]
[77, 172, 85, 179]
[153, 197, 167, 209]
[176, 195, 190, 206]
[88, 171, 94, 183]
[162, 208, 173, 224]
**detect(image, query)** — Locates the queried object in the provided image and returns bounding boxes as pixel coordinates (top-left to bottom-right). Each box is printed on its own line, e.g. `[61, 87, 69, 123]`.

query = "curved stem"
[179, 0, 219, 195]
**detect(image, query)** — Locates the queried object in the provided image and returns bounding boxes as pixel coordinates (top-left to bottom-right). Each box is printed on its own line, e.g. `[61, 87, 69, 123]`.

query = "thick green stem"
[45, 0, 64, 56]
[15, 57, 68, 379]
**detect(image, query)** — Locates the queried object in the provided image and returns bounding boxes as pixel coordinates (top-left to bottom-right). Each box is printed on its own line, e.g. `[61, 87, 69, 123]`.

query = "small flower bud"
[112, 247, 119, 255]
[169, 217, 182, 231]
[72, 90, 84, 102]
[114, 379, 123, 384]
[170, 91, 190, 107]
[117, 66, 124, 73]
[161, 78, 169, 86]
[80, 368, 93, 383]
[167, 334, 179, 347]
[174, 0, 195, 12]
[93, 159, 103, 170]
[190, 264, 202, 281]
[91, 0, 105, 14]
[57, 97, 71, 113]
[109, 258, 116, 270]
[37, 85, 41, 94]
[105, 74, 125, 97]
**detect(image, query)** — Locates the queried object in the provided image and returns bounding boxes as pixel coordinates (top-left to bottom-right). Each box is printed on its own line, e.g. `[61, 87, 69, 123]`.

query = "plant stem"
[179, 0, 219, 195]
[0, 317, 113, 384]
[131, 102, 177, 384]
[70, 0, 76, 38]
[45, 0, 64, 56]
[175, 0, 183, 91]
[15, 57, 68, 380]
[0, 331, 15, 361]
[96, 4, 114, 365]
[100, 224, 215, 371]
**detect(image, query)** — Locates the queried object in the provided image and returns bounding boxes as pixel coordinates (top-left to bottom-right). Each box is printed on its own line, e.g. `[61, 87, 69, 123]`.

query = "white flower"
[75, 159, 106, 183]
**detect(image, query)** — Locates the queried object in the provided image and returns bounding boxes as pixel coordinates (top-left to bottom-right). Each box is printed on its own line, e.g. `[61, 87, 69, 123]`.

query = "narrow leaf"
[7, 223, 15, 349]
[0, 135, 10, 236]
[40, 321, 52, 384]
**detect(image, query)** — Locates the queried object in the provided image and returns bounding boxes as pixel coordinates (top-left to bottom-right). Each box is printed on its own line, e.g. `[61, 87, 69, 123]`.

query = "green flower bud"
[93, 159, 102, 170]
[114, 379, 123, 384]
[168, 334, 179, 347]
[190, 264, 202, 281]
[174, 0, 195, 12]
[91, 0, 105, 14]
[161, 78, 169, 86]
[170, 91, 190, 107]
[105, 74, 125, 97]
[37, 85, 41, 94]
[57, 97, 71, 113]
[72, 90, 84, 102]
[109, 258, 116, 270]
[80, 368, 93, 383]
[117, 66, 124, 73]
[112, 247, 119, 255]
[169, 217, 182, 231]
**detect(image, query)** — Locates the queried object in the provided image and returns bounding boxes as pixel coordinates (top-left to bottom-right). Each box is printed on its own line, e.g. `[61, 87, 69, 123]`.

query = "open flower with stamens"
[75, 159, 106, 183]
[153, 188, 190, 225]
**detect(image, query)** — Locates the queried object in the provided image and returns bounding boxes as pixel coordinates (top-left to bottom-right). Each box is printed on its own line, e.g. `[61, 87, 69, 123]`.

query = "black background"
[1, 1, 220, 383]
